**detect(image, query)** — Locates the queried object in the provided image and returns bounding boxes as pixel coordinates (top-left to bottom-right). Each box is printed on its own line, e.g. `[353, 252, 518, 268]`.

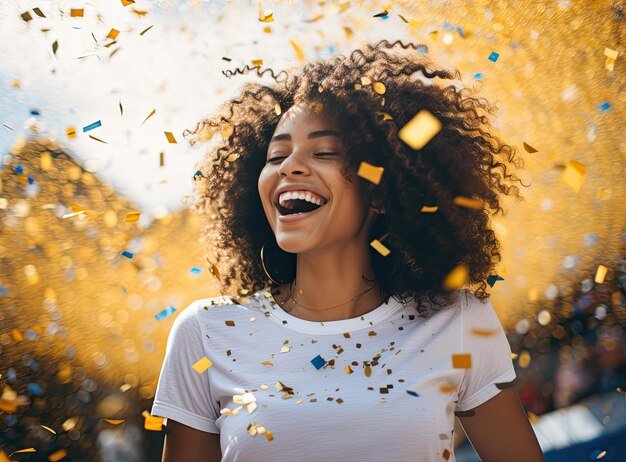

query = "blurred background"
[0, 0, 624, 460]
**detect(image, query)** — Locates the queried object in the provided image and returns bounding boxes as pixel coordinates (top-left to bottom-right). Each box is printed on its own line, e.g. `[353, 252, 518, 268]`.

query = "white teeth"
[278, 190, 326, 207]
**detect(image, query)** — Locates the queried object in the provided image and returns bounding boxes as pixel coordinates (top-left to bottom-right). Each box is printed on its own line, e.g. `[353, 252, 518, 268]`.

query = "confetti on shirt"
[192, 356, 213, 374]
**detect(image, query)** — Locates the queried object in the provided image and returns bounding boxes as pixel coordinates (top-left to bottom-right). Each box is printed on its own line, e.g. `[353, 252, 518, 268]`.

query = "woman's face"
[258, 104, 376, 254]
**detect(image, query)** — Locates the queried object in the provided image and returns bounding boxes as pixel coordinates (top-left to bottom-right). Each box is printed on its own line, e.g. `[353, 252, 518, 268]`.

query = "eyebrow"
[270, 129, 342, 143]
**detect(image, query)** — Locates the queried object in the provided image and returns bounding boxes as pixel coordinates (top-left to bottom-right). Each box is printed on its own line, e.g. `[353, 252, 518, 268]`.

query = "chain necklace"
[288, 278, 378, 312]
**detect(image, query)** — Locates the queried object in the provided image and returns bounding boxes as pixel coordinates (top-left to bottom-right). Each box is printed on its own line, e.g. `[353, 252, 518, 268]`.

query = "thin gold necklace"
[288, 279, 378, 311]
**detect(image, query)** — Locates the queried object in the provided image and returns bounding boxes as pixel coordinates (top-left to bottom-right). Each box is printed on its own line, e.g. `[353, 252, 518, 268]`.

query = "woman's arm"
[161, 419, 222, 462]
[457, 388, 545, 462]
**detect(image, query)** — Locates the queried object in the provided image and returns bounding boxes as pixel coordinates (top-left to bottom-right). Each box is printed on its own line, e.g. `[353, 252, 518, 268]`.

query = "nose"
[277, 149, 310, 176]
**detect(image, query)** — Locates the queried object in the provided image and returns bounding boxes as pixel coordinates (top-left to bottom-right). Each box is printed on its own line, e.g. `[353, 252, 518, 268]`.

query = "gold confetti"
[274, 103, 282, 115]
[103, 419, 125, 425]
[364, 365, 372, 376]
[343, 26, 353, 40]
[470, 328, 497, 336]
[121, 0, 135, 6]
[125, 212, 141, 223]
[453, 196, 483, 210]
[252, 59, 263, 67]
[21, 11, 33, 22]
[70, 9, 84, 17]
[357, 161, 384, 184]
[338, 2, 350, 13]
[40, 425, 56, 434]
[52, 40, 59, 55]
[227, 153, 240, 162]
[561, 159, 586, 192]
[144, 414, 164, 431]
[88, 134, 107, 144]
[373, 82, 386, 94]
[604, 47, 618, 71]
[443, 448, 451, 460]
[594, 264, 608, 284]
[192, 356, 213, 374]
[378, 112, 393, 121]
[439, 383, 457, 393]
[33, 8, 46, 18]
[290, 39, 305, 62]
[443, 264, 468, 290]
[452, 353, 472, 368]
[522, 142, 538, 153]
[164, 131, 177, 143]
[66, 127, 76, 138]
[258, 2, 274, 22]
[261, 360, 273, 366]
[139, 25, 154, 36]
[398, 109, 442, 150]
[370, 239, 390, 256]
[106, 29, 120, 40]
[420, 205, 438, 213]
[142, 108, 156, 125]
[48, 449, 67, 461]
[12, 329, 23, 341]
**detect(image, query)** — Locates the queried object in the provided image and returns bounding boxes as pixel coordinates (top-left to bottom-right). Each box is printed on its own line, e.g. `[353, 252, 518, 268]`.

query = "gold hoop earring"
[260, 243, 283, 286]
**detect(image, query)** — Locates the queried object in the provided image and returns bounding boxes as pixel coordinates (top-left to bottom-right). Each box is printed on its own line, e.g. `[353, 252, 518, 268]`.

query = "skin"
[162, 104, 545, 461]
[257, 104, 385, 322]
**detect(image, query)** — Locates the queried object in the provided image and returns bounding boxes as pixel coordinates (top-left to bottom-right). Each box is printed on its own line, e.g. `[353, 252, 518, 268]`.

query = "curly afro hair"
[186, 39, 526, 315]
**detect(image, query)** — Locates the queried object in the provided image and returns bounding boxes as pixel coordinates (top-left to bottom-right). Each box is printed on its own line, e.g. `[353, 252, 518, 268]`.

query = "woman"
[152, 40, 545, 461]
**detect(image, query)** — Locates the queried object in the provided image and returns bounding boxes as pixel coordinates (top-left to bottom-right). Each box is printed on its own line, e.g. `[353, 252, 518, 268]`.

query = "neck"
[272, 241, 384, 322]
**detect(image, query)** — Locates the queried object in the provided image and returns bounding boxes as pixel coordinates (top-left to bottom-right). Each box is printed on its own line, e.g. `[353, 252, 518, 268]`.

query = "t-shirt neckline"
[255, 285, 405, 335]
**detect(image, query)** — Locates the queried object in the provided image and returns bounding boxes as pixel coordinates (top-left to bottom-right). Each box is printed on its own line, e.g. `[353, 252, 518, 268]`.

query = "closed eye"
[267, 152, 339, 163]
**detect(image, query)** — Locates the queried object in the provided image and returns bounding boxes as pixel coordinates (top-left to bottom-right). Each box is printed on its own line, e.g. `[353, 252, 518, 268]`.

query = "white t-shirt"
[151, 286, 516, 461]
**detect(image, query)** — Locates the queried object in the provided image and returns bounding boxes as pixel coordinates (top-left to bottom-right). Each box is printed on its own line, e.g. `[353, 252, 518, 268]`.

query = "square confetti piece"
[120, 250, 134, 259]
[164, 131, 177, 143]
[398, 109, 442, 150]
[452, 353, 472, 368]
[192, 356, 213, 374]
[561, 159, 586, 192]
[488, 51, 499, 62]
[311, 354, 327, 370]
[357, 161, 384, 184]
[144, 414, 164, 431]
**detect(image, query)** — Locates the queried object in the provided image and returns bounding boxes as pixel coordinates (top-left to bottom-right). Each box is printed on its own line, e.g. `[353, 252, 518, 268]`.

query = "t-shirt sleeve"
[151, 301, 221, 433]
[455, 290, 517, 412]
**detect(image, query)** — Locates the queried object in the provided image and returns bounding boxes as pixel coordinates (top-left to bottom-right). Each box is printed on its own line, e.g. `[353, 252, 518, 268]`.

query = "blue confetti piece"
[190, 267, 203, 274]
[486, 274, 505, 288]
[456, 26, 464, 37]
[14, 165, 23, 174]
[155, 305, 177, 321]
[310, 354, 327, 370]
[27, 176, 34, 184]
[488, 51, 499, 62]
[573, 306, 581, 315]
[406, 390, 420, 397]
[120, 250, 134, 259]
[30, 109, 40, 116]
[121, 286, 127, 296]
[27, 383, 42, 395]
[0, 286, 7, 295]
[598, 102, 611, 112]
[473, 73, 484, 79]
[443, 21, 454, 30]
[82, 120, 102, 132]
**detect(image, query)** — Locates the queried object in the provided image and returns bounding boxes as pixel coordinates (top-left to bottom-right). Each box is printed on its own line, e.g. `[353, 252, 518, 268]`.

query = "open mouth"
[274, 197, 328, 216]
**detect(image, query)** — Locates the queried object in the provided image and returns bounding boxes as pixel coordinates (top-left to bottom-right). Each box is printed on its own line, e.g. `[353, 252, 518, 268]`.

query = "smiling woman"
[151, 39, 545, 462]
